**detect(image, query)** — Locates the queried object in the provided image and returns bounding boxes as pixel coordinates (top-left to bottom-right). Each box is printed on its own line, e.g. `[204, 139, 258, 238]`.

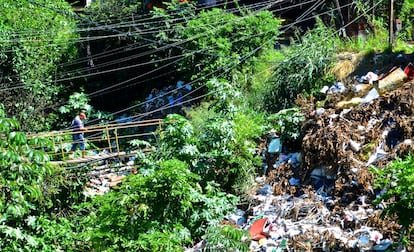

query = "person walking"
[70, 112, 87, 158]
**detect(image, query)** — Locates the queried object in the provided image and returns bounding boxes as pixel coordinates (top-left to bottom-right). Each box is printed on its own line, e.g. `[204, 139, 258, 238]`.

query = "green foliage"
[371, 153, 414, 244]
[395, 0, 414, 41]
[158, 114, 200, 167]
[354, 0, 405, 25]
[268, 108, 305, 142]
[337, 17, 390, 54]
[263, 21, 340, 112]
[150, 4, 281, 82]
[59, 92, 92, 115]
[55, 91, 112, 134]
[238, 48, 284, 110]
[84, 0, 142, 23]
[203, 225, 249, 251]
[0, 104, 80, 251]
[57, 92, 93, 130]
[184, 79, 263, 193]
[130, 114, 200, 175]
[206, 78, 242, 116]
[0, 0, 78, 131]
[78, 159, 238, 251]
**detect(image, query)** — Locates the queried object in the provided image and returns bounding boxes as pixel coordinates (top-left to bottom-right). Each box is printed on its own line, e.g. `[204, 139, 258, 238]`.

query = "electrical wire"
[0, 0, 316, 90]
[0, 0, 336, 97]
[92, 0, 365, 126]
[2, 0, 290, 90]
[49, 1, 388, 169]
[3, 0, 374, 122]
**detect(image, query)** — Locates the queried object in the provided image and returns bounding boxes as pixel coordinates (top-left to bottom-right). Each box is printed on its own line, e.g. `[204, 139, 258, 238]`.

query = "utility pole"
[389, 0, 394, 46]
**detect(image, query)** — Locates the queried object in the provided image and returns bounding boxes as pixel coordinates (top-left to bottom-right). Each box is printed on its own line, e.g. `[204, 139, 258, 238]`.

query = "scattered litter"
[248, 218, 269, 241]
[376, 67, 407, 92]
[361, 88, 380, 104]
[367, 144, 387, 166]
[321, 81, 346, 94]
[268, 137, 281, 154]
[257, 184, 273, 196]
[358, 71, 378, 84]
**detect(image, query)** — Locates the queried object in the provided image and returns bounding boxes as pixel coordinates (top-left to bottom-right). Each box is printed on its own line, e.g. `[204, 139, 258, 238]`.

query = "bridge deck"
[50, 151, 136, 166]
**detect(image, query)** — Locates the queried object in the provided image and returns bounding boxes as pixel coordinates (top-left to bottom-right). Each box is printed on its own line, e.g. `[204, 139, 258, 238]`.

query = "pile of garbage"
[242, 181, 397, 251]
[83, 160, 136, 196]
[226, 62, 414, 251]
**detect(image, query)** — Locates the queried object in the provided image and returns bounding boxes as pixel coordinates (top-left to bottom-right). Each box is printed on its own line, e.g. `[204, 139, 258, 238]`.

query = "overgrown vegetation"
[150, 1, 281, 82]
[76, 159, 239, 251]
[263, 20, 340, 112]
[0, 105, 82, 251]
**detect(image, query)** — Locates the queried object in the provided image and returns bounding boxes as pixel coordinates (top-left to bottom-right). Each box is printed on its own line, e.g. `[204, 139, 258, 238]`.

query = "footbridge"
[27, 119, 162, 167]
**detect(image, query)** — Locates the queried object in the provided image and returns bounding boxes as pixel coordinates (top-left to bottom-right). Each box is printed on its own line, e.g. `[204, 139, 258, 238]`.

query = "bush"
[0, 104, 79, 251]
[78, 159, 238, 251]
[150, 4, 281, 82]
[371, 153, 414, 246]
[263, 20, 340, 112]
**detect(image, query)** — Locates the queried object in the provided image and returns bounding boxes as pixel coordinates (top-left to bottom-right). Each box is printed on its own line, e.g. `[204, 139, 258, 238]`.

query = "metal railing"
[27, 118, 162, 161]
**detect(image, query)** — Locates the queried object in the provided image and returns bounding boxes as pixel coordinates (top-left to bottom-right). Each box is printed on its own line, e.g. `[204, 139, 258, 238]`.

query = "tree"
[150, 1, 281, 83]
[263, 20, 339, 112]
[0, 0, 78, 132]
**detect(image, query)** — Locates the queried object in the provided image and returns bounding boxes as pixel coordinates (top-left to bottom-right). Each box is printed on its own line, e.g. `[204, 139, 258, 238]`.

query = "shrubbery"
[372, 154, 414, 246]
[76, 159, 239, 251]
[0, 105, 81, 250]
[263, 20, 340, 112]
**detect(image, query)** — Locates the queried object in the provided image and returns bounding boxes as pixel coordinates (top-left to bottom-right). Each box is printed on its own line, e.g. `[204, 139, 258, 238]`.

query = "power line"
[3, 0, 362, 122]
[1, 0, 335, 97]
[3, 0, 287, 89]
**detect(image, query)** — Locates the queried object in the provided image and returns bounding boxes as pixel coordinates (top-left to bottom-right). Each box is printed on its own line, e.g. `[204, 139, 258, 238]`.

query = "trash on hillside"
[289, 177, 300, 186]
[337, 87, 380, 108]
[349, 139, 361, 152]
[243, 182, 392, 251]
[268, 137, 281, 154]
[257, 184, 273, 196]
[361, 88, 380, 104]
[315, 107, 325, 115]
[366, 144, 387, 166]
[354, 83, 373, 94]
[321, 81, 346, 94]
[248, 218, 269, 241]
[358, 71, 379, 84]
[226, 209, 247, 226]
[309, 166, 335, 191]
[404, 63, 414, 80]
[336, 97, 364, 109]
[373, 239, 393, 251]
[220, 60, 414, 251]
[375, 67, 407, 93]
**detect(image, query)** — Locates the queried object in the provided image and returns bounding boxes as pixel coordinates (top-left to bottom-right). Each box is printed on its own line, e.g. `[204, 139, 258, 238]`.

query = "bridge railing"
[27, 119, 162, 161]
